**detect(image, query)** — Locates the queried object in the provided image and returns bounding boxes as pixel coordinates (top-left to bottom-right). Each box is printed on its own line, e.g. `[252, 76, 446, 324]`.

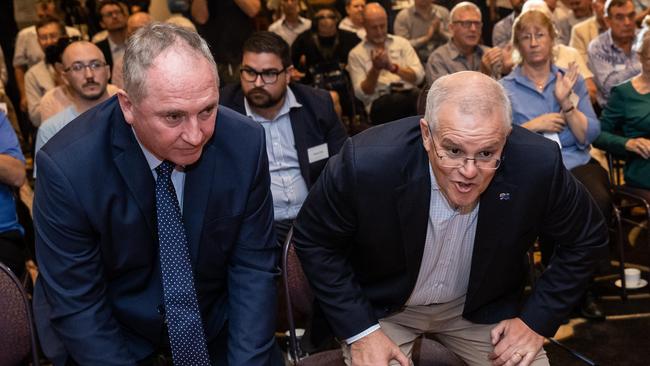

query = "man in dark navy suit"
[293, 71, 608, 366]
[33, 23, 279, 366]
[220, 31, 347, 245]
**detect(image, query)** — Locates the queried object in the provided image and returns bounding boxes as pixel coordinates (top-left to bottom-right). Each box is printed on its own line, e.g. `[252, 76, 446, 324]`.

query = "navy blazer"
[33, 96, 279, 365]
[219, 83, 348, 188]
[294, 116, 608, 340]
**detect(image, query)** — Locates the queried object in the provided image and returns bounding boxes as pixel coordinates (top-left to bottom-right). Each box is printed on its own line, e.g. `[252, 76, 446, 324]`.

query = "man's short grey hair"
[450, 1, 481, 21]
[424, 71, 512, 134]
[122, 22, 218, 103]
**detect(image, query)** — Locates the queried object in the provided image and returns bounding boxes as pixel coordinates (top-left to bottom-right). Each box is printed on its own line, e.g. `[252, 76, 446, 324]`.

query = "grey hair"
[122, 22, 218, 103]
[424, 71, 512, 134]
[450, 1, 481, 21]
[633, 26, 650, 53]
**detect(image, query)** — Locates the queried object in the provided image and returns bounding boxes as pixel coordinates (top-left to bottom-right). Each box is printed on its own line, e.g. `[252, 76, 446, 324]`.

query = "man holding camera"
[220, 31, 347, 245]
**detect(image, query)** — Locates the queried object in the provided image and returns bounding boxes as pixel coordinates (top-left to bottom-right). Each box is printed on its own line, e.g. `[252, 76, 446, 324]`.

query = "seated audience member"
[493, 0, 524, 47]
[220, 31, 347, 245]
[393, 0, 450, 64]
[34, 41, 112, 175]
[348, 3, 425, 124]
[522, 0, 599, 102]
[293, 71, 608, 365]
[426, 2, 510, 86]
[33, 23, 280, 365]
[268, 0, 311, 46]
[39, 84, 119, 122]
[501, 10, 611, 318]
[94, 0, 128, 75]
[557, 0, 594, 44]
[13, 0, 80, 113]
[339, 0, 366, 39]
[594, 30, 650, 196]
[0, 112, 27, 279]
[570, 0, 608, 63]
[112, 11, 153, 88]
[24, 16, 67, 127]
[588, 0, 640, 107]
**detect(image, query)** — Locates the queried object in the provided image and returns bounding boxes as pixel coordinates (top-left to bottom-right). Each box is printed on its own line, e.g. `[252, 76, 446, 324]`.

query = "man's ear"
[285, 65, 293, 83]
[419, 118, 432, 152]
[117, 90, 135, 125]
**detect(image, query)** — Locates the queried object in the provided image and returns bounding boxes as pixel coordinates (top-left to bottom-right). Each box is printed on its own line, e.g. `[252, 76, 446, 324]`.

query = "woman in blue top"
[500, 9, 611, 319]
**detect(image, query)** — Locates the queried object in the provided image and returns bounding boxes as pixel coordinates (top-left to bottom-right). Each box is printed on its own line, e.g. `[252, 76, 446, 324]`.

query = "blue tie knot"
[156, 160, 175, 178]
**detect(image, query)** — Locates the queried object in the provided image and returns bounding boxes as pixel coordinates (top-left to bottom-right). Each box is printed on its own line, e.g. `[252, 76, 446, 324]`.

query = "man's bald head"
[61, 41, 110, 101]
[424, 71, 512, 134]
[363, 3, 388, 45]
[127, 12, 153, 37]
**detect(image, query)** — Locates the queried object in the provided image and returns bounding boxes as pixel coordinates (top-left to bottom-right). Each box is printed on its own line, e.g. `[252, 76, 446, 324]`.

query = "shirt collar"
[505, 64, 562, 91]
[244, 85, 302, 122]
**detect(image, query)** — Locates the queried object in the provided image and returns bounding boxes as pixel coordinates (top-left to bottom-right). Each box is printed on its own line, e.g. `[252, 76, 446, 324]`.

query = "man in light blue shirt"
[220, 31, 347, 245]
[587, 0, 640, 106]
[34, 40, 111, 176]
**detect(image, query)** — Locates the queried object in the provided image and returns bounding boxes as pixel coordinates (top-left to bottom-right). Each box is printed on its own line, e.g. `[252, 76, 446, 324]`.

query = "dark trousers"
[0, 230, 26, 279]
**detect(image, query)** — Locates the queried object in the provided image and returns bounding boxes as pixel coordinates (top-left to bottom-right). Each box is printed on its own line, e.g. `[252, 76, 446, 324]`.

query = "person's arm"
[234, 0, 261, 18]
[555, 63, 590, 144]
[24, 70, 42, 127]
[395, 40, 425, 85]
[227, 124, 280, 365]
[14, 65, 28, 112]
[34, 150, 137, 365]
[191, 0, 210, 24]
[0, 115, 25, 188]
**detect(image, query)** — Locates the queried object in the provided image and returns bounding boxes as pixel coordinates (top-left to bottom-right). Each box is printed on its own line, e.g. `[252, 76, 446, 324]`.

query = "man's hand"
[489, 318, 544, 366]
[481, 47, 504, 76]
[371, 48, 391, 71]
[350, 329, 409, 366]
[625, 137, 650, 159]
[523, 113, 565, 133]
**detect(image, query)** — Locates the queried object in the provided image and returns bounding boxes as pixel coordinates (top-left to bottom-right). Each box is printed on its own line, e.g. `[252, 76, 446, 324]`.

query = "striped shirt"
[406, 165, 479, 306]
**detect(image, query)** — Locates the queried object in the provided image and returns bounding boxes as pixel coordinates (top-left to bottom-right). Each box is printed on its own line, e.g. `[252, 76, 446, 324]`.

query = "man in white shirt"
[268, 0, 311, 46]
[347, 3, 424, 124]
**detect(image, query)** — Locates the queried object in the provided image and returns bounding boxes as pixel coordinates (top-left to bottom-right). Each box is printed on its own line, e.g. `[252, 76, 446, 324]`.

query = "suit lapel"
[396, 148, 431, 285]
[289, 106, 310, 183]
[111, 111, 157, 239]
[183, 142, 217, 263]
[467, 173, 518, 297]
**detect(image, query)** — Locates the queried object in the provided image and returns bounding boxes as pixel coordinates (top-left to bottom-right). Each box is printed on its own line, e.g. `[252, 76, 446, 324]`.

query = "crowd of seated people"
[1, 0, 650, 364]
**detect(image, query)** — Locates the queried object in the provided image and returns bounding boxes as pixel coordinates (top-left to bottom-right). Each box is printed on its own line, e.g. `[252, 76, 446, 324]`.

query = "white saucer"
[614, 279, 648, 289]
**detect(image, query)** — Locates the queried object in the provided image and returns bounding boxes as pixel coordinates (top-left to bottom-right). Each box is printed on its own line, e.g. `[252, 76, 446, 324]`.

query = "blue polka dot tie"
[155, 160, 211, 366]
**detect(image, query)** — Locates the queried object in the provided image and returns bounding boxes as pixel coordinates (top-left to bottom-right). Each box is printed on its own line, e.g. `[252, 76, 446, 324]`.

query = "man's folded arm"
[227, 127, 281, 365]
[293, 140, 378, 339]
[519, 146, 609, 336]
[34, 151, 136, 365]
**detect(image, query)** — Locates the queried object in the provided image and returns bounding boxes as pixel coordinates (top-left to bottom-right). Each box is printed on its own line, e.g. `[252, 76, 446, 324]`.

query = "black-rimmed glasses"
[240, 67, 287, 84]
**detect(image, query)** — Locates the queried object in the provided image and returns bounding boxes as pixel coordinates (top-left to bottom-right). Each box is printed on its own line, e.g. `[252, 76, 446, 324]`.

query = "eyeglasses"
[452, 20, 482, 29]
[517, 32, 549, 43]
[240, 67, 287, 84]
[101, 10, 124, 18]
[63, 60, 108, 73]
[431, 139, 502, 170]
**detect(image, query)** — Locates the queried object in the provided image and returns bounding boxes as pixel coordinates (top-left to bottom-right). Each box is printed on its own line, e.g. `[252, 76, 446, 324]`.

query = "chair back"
[0, 261, 40, 366]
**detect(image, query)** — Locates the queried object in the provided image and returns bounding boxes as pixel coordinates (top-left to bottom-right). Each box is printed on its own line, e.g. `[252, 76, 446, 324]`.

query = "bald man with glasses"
[220, 31, 347, 245]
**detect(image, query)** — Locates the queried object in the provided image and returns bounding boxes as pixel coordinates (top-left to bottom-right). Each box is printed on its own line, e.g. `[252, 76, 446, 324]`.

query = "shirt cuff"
[345, 324, 381, 345]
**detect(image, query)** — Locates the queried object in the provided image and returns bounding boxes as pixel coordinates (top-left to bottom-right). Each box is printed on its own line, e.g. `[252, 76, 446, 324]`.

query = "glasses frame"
[63, 60, 109, 74]
[517, 31, 549, 44]
[240, 67, 288, 84]
[430, 138, 503, 170]
[452, 20, 483, 29]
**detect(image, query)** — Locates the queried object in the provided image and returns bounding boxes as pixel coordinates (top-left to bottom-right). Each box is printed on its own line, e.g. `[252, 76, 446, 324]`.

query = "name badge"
[614, 64, 626, 71]
[307, 143, 329, 163]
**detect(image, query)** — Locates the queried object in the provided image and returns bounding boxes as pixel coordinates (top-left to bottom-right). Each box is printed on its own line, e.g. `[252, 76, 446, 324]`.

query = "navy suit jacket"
[33, 96, 279, 365]
[294, 116, 609, 340]
[219, 83, 348, 188]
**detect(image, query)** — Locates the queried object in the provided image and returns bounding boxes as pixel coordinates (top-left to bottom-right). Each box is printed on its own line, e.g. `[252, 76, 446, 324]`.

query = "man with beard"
[24, 16, 68, 127]
[94, 0, 128, 74]
[220, 31, 347, 245]
[34, 41, 111, 174]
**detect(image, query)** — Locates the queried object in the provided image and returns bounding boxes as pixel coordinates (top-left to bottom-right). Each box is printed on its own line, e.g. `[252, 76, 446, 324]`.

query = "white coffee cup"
[624, 268, 641, 287]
